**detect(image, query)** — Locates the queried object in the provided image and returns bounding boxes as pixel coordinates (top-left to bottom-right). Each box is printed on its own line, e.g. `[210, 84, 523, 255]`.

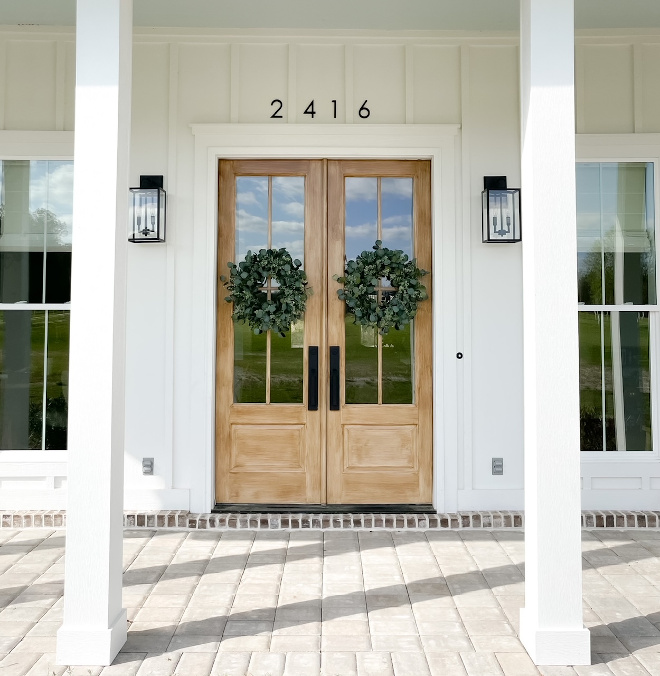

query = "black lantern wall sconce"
[482, 176, 521, 243]
[129, 175, 166, 243]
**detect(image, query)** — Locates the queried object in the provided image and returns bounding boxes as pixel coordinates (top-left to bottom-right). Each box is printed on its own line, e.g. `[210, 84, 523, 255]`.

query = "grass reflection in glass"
[382, 322, 414, 404]
[345, 314, 378, 404]
[271, 322, 304, 404]
[0, 310, 45, 449]
[579, 311, 651, 451]
[45, 311, 70, 449]
[234, 322, 266, 403]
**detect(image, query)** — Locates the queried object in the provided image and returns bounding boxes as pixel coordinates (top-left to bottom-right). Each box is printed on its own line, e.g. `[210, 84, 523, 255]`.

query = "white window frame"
[577, 134, 660, 462]
[0, 131, 73, 464]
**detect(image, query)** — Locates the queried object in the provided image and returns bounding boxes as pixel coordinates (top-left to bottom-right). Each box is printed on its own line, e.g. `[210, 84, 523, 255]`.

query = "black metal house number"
[270, 99, 370, 119]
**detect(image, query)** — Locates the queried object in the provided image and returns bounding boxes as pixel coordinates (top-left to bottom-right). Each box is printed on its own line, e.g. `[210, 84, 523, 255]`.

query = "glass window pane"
[345, 313, 378, 404]
[579, 311, 652, 452]
[382, 322, 414, 404]
[0, 161, 45, 303]
[576, 162, 656, 305]
[272, 176, 305, 265]
[345, 177, 377, 261]
[0, 310, 45, 449]
[381, 178, 413, 257]
[270, 321, 304, 404]
[605, 311, 652, 451]
[579, 312, 604, 451]
[45, 311, 70, 449]
[236, 176, 268, 262]
[234, 322, 266, 403]
[43, 161, 74, 303]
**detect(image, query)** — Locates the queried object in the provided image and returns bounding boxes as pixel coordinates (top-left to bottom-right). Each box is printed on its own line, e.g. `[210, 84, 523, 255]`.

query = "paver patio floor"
[0, 528, 658, 675]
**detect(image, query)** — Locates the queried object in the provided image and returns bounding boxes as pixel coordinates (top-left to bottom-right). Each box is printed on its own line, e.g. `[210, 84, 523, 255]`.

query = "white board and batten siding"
[0, 27, 660, 511]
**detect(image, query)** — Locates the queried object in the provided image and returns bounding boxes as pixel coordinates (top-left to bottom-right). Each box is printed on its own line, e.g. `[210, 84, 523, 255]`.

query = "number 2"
[270, 99, 283, 119]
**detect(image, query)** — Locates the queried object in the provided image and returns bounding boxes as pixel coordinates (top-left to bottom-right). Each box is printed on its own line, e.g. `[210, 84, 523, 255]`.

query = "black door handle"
[308, 346, 318, 411]
[329, 346, 340, 411]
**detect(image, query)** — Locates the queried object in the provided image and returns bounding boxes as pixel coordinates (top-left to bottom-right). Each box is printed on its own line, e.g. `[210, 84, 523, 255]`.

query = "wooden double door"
[216, 159, 432, 506]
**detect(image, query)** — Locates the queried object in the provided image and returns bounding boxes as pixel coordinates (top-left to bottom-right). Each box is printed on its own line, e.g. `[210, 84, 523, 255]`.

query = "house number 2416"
[270, 99, 370, 119]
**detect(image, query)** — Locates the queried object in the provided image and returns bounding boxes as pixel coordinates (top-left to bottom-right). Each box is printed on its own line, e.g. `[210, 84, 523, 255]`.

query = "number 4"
[304, 100, 316, 118]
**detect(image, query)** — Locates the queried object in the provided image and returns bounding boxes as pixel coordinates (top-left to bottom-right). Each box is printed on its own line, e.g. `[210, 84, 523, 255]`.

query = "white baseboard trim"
[581, 489, 660, 510]
[0, 488, 190, 511]
[56, 608, 127, 666]
[458, 489, 524, 511]
[124, 488, 190, 511]
[519, 608, 591, 666]
[0, 490, 68, 510]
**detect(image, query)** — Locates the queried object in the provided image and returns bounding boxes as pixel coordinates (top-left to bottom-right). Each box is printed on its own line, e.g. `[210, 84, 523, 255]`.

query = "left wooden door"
[216, 160, 325, 504]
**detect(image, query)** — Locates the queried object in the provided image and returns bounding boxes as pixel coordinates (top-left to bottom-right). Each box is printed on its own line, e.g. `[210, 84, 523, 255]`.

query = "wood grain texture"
[326, 160, 433, 505]
[216, 159, 323, 504]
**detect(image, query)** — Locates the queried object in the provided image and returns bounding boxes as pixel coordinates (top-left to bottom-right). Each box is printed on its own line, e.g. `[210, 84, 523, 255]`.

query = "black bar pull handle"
[329, 346, 340, 411]
[308, 346, 319, 411]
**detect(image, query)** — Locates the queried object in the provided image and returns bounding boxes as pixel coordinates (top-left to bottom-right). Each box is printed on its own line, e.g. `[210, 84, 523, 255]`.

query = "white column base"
[56, 609, 127, 666]
[520, 609, 591, 666]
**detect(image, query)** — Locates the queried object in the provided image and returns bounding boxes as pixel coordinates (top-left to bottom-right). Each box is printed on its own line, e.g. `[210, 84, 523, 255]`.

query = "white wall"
[1, 26, 660, 511]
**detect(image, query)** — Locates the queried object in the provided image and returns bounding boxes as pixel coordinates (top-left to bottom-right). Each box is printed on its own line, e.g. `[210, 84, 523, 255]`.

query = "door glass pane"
[345, 177, 377, 260]
[579, 311, 652, 451]
[345, 314, 378, 404]
[270, 321, 304, 404]
[272, 176, 305, 265]
[45, 311, 70, 449]
[234, 322, 266, 403]
[0, 310, 45, 449]
[345, 177, 379, 404]
[234, 175, 305, 405]
[236, 176, 268, 262]
[381, 178, 413, 256]
[382, 322, 414, 404]
[344, 175, 416, 405]
[577, 162, 656, 305]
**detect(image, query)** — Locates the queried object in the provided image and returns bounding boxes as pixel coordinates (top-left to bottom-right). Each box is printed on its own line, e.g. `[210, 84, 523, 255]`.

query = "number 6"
[358, 100, 370, 119]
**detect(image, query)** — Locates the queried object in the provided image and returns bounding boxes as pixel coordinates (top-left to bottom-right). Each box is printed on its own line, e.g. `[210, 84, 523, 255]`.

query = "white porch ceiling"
[0, 0, 659, 30]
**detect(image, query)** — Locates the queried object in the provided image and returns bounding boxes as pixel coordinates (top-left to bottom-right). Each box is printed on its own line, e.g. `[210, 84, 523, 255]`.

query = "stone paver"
[0, 528, 658, 674]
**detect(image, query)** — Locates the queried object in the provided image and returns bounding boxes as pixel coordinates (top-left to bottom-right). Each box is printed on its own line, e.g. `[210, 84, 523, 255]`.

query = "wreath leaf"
[336, 241, 428, 335]
[222, 248, 309, 337]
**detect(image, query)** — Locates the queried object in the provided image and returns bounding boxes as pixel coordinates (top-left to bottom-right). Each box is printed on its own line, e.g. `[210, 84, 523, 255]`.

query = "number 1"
[332, 100, 337, 119]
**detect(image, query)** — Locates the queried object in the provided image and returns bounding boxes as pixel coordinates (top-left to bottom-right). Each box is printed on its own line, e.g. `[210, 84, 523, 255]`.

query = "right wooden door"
[325, 160, 433, 504]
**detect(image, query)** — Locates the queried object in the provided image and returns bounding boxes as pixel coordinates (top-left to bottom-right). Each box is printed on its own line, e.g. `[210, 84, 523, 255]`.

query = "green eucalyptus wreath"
[221, 248, 309, 337]
[336, 240, 429, 335]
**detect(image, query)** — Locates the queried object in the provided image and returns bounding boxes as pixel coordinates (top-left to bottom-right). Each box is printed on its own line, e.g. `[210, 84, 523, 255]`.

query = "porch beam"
[56, 0, 132, 666]
[519, 0, 591, 666]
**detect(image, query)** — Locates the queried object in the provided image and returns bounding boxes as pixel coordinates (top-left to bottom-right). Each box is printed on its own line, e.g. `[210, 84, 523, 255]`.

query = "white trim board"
[0, 131, 73, 158]
[190, 123, 460, 513]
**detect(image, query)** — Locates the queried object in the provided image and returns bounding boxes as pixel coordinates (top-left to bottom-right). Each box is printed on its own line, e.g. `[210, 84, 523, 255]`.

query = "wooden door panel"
[326, 160, 433, 505]
[216, 159, 324, 504]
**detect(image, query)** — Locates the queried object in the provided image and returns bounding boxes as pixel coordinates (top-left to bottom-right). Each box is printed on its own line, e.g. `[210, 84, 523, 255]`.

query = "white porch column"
[519, 0, 591, 666]
[56, 0, 132, 666]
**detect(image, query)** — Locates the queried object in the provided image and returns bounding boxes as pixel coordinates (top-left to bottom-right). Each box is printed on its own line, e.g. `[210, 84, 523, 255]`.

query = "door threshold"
[213, 503, 436, 514]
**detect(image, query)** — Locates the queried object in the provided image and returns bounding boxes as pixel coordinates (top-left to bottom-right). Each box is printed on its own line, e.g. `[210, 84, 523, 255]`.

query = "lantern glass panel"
[482, 188, 521, 243]
[129, 187, 165, 242]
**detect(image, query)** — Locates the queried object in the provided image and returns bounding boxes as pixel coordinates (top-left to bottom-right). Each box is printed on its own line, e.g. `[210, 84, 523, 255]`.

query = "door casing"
[189, 123, 460, 513]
